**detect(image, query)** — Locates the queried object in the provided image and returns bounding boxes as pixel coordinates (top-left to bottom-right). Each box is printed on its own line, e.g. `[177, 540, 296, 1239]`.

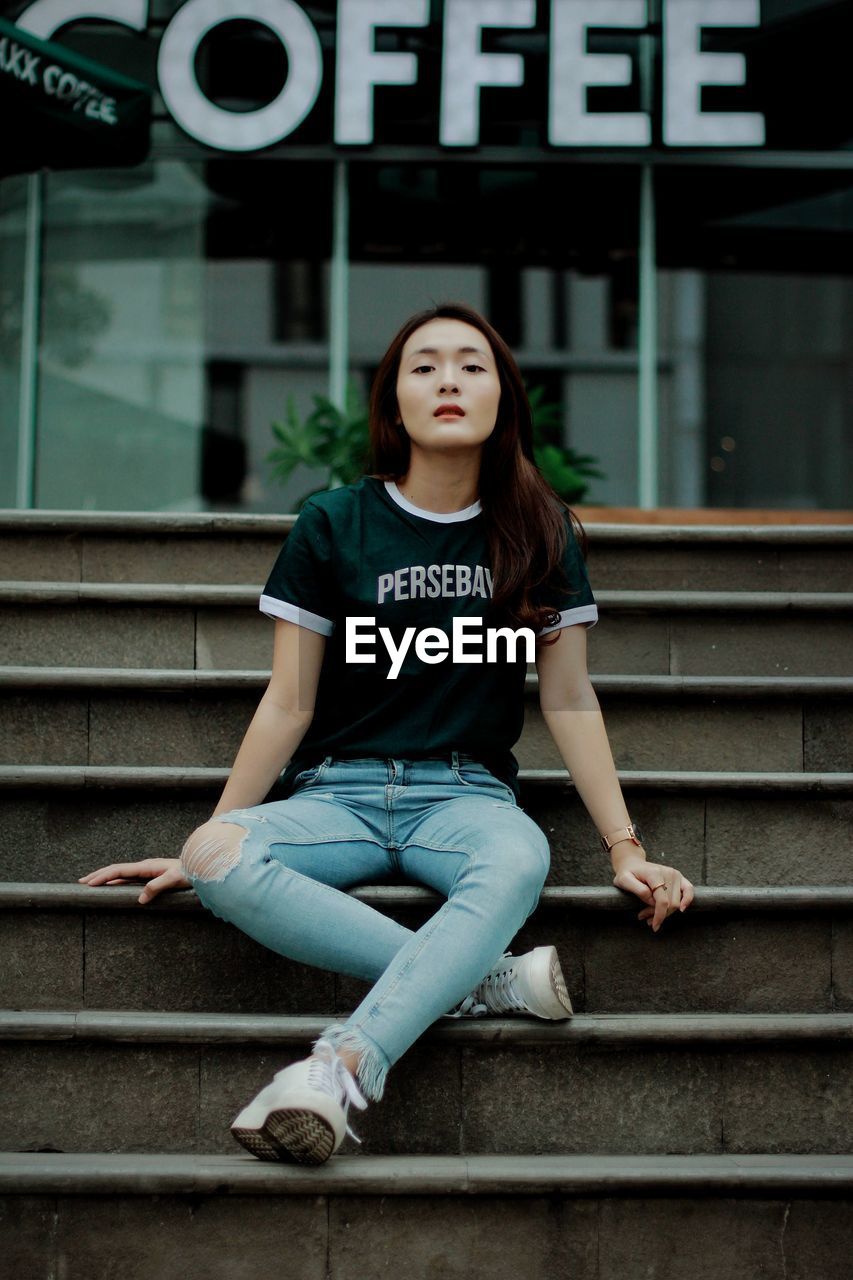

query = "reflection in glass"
[29, 160, 334, 512]
[658, 171, 853, 510]
[36, 163, 208, 510]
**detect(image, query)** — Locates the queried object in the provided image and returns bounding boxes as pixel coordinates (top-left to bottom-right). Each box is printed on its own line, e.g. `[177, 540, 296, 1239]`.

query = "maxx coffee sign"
[0, 10, 150, 173]
[11, 0, 770, 154]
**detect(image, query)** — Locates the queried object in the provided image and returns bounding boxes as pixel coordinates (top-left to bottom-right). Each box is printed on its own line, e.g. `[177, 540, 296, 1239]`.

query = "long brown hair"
[367, 302, 587, 635]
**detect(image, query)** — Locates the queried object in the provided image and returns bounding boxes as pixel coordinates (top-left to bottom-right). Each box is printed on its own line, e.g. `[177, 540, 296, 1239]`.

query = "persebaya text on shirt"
[376, 563, 493, 603]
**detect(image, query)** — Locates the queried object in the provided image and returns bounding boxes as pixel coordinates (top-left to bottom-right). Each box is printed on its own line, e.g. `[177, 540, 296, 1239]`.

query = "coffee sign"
[0, 27, 119, 123]
[17, 0, 766, 152]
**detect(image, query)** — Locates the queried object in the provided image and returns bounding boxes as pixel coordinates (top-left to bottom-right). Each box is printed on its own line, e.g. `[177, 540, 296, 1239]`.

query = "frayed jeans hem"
[316, 1023, 390, 1103]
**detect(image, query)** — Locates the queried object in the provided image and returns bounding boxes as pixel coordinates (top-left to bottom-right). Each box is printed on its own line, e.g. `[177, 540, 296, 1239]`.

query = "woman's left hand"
[612, 854, 695, 932]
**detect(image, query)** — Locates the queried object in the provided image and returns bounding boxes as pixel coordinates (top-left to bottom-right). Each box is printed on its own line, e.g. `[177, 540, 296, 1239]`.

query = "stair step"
[5, 1152, 852, 1280]
[5, 1009, 851, 1045]
[3, 509, 845, 593]
[3, 768, 851, 886]
[5, 668, 851, 771]
[6, 583, 853, 609]
[3, 883, 850, 1016]
[2, 511, 851, 591]
[6, 882, 853, 912]
[5, 1149, 853, 1194]
[6, 667, 853, 693]
[6, 765, 850, 791]
[3, 584, 853, 675]
[2, 1011, 852, 1156]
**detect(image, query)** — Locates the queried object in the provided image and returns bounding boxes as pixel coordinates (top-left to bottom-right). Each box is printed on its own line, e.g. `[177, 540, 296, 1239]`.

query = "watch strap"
[600, 823, 644, 853]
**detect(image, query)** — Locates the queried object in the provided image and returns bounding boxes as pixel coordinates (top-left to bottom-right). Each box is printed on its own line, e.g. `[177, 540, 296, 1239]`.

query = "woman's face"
[395, 318, 501, 458]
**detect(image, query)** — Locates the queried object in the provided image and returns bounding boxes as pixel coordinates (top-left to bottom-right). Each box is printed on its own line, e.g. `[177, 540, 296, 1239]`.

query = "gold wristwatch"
[600, 823, 645, 853]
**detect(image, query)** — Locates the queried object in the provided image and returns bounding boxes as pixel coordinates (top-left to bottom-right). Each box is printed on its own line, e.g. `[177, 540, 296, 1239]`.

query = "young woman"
[79, 302, 694, 1166]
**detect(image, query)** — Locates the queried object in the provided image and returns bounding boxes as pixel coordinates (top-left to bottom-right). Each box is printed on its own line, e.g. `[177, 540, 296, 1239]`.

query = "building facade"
[1, 0, 851, 514]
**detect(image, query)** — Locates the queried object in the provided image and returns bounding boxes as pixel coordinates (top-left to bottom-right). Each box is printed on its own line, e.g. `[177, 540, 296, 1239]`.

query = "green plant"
[268, 380, 604, 509]
[527, 384, 604, 504]
[267, 382, 370, 509]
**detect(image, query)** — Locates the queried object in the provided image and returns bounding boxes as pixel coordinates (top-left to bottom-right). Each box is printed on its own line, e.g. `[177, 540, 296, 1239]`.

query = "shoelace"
[447, 993, 489, 1018]
[307, 1038, 368, 1143]
[474, 963, 529, 1014]
[447, 953, 527, 1018]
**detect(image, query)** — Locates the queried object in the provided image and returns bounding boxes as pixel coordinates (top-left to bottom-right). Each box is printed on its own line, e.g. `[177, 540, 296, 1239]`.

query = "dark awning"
[0, 16, 151, 176]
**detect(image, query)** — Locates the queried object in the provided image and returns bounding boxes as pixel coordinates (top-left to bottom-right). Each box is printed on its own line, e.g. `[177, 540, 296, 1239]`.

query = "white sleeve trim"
[259, 594, 335, 636]
[537, 603, 598, 636]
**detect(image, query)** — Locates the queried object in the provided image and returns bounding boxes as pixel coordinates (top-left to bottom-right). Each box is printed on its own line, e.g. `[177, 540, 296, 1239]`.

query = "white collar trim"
[384, 480, 482, 523]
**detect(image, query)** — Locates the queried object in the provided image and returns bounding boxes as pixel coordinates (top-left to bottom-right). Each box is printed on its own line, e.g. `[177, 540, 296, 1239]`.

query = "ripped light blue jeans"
[179, 754, 551, 1103]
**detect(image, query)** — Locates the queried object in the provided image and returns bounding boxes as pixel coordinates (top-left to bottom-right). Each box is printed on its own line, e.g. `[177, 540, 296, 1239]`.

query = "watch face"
[631, 823, 644, 846]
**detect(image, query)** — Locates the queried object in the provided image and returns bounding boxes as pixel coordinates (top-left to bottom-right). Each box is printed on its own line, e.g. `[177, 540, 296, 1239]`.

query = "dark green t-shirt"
[261, 476, 597, 799]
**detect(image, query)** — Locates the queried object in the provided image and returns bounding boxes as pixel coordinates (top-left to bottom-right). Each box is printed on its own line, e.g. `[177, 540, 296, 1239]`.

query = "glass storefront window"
[3, 152, 851, 514]
[656, 168, 853, 509]
[36, 163, 208, 511]
[8, 158, 333, 513]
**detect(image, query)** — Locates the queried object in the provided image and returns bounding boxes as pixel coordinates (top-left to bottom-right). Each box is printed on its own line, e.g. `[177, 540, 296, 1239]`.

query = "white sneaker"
[448, 945, 573, 1020]
[230, 1038, 368, 1165]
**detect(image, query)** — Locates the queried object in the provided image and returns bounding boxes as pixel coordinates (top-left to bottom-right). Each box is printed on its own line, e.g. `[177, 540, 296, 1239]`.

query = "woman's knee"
[480, 828, 550, 912]
[179, 816, 251, 886]
[516, 835, 550, 909]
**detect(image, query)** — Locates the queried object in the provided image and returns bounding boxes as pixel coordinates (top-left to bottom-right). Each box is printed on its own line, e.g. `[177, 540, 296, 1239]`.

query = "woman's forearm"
[542, 699, 644, 869]
[211, 693, 313, 816]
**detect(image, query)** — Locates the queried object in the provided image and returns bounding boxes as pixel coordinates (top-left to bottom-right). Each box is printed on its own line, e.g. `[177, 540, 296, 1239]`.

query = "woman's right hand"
[78, 858, 191, 905]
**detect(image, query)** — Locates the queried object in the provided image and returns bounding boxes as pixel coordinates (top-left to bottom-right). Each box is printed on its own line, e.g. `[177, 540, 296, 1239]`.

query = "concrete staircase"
[1, 512, 852, 1279]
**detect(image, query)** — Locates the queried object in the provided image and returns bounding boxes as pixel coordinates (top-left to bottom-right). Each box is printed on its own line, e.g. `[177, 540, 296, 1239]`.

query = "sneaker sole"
[523, 946, 574, 1019]
[230, 1124, 285, 1162]
[548, 949, 574, 1018]
[264, 1108, 338, 1165]
[231, 1108, 337, 1165]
